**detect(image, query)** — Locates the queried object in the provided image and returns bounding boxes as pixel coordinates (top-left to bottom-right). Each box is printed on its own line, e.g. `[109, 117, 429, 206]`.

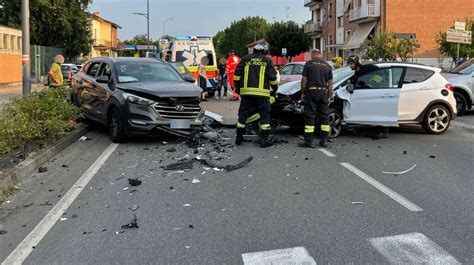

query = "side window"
[82, 63, 90, 73]
[98, 63, 112, 78]
[86, 62, 101, 77]
[404, 67, 430, 84]
[280, 65, 294, 75]
[357, 68, 403, 89]
[293, 64, 304, 75]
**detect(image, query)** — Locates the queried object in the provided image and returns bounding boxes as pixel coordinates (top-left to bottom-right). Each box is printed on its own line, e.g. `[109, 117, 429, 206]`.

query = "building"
[304, 0, 474, 65]
[0, 25, 22, 86]
[90, 12, 121, 58]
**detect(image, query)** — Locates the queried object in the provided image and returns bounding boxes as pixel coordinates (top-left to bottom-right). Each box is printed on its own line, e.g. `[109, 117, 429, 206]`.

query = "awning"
[344, 21, 377, 50]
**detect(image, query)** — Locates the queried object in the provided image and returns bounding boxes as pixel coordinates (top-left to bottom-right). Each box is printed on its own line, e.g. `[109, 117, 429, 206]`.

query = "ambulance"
[161, 36, 218, 94]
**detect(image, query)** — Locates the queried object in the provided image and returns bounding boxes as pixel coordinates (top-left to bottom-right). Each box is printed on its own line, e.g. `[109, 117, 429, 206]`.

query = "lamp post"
[132, 0, 150, 51]
[162, 17, 174, 38]
[21, 0, 31, 95]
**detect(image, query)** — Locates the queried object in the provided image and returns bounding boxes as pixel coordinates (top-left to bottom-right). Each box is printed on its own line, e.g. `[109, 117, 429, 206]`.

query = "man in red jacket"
[226, 50, 241, 101]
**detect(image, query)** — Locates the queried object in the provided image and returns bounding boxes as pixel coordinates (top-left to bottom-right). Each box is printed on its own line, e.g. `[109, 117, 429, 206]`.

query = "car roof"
[88, 57, 166, 64]
[369, 62, 441, 72]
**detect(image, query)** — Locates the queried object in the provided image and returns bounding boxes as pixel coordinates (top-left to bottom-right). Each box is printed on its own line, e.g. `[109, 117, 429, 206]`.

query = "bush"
[0, 88, 82, 155]
[331, 57, 344, 69]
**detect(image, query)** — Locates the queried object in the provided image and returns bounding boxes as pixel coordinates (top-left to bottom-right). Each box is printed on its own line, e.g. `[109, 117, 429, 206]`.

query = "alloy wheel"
[328, 111, 343, 138]
[427, 107, 449, 133]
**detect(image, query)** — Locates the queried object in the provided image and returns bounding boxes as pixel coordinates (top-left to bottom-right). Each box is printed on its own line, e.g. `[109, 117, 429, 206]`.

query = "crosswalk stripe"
[242, 247, 317, 265]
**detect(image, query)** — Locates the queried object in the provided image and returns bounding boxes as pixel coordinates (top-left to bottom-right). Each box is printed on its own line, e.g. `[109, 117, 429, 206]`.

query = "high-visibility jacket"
[226, 54, 240, 75]
[234, 53, 279, 98]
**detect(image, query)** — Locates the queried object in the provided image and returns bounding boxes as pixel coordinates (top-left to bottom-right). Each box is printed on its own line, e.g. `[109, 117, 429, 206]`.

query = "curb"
[0, 123, 88, 204]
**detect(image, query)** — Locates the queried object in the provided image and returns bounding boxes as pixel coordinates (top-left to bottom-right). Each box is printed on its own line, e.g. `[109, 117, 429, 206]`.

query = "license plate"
[170, 120, 191, 129]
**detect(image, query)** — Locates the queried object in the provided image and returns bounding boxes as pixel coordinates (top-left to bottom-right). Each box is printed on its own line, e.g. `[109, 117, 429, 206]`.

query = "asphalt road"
[0, 110, 473, 264]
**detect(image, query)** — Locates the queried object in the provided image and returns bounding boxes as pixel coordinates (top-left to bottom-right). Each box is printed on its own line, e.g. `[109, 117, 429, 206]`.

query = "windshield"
[169, 62, 190, 75]
[333, 67, 354, 84]
[458, 64, 474, 75]
[450, 59, 473, 74]
[115, 62, 184, 83]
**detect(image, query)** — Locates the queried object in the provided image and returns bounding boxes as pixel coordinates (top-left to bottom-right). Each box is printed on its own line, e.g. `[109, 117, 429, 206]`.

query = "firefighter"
[347, 55, 389, 139]
[299, 49, 333, 148]
[234, 44, 279, 148]
[226, 50, 241, 101]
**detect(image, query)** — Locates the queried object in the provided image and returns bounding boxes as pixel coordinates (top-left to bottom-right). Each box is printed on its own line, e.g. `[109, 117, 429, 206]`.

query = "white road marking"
[340, 162, 423, 212]
[2, 143, 119, 265]
[242, 247, 316, 265]
[369, 233, 460, 264]
[318, 148, 337, 157]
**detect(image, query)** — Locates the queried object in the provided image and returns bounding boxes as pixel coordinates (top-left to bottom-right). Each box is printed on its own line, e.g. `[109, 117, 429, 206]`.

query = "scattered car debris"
[189, 225, 194, 229]
[62, 164, 69, 168]
[39, 201, 53, 206]
[79, 136, 92, 141]
[403, 151, 407, 155]
[204, 111, 224, 123]
[23, 202, 34, 208]
[429, 155, 436, 159]
[191, 178, 201, 184]
[382, 164, 417, 175]
[129, 205, 139, 211]
[199, 156, 254, 172]
[123, 187, 129, 191]
[161, 160, 195, 170]
[183, 204, 191, 207]
[0, 230, 7, 235]
[121, 214, 139, 229]
[38, 166, 48, 173]
[128, 178, 142, 186]
[71, 214, 78, 218]
[166, 147, 178, 153]
[60, 218, 67, 221]
[115, 230, 125, 235]
[352, 202, 364, 205]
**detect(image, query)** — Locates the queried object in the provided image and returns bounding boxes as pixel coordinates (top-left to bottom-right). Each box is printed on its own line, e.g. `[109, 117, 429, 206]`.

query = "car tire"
[453, 91, 467, 116]
[108, 108, 126, 143]
[422, 105, 451, 134]
[328, 108, 343, 139]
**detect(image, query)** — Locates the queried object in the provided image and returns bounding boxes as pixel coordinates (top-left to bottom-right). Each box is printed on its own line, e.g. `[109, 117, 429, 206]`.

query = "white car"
[443, 59, 474, 115]
[277, 63, 457, 136]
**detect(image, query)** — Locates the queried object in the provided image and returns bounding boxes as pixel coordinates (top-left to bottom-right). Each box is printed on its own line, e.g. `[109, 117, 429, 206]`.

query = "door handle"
[381, 94, 396, 98]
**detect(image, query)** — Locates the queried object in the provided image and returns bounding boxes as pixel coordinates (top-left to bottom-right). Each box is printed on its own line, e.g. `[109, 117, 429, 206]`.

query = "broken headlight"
[123, 92, 155, 106]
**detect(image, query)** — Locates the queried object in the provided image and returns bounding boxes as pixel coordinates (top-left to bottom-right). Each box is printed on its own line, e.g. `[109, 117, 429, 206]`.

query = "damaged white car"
[273, 63, 457, 138]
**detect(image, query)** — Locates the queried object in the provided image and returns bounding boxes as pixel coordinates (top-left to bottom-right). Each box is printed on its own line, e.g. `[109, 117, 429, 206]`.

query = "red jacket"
[226, 54, 240, 75]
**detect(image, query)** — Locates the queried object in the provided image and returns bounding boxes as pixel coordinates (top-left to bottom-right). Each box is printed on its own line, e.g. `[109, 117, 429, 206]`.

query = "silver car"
[443, 59, 474, 115]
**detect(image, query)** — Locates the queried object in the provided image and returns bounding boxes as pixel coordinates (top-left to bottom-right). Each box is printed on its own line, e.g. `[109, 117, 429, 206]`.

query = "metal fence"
[30, 45, 63, 83]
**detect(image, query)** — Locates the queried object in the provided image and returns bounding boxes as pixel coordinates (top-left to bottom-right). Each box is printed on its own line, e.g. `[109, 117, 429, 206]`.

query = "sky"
[89, 0, 310, 41]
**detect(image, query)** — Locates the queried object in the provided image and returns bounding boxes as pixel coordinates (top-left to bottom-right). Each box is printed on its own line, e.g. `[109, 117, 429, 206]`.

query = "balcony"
[304, 22, 323, 34]
[304, 0, 322, 7]
[93, 39, 112, 48]
[349, 0, 380, 22]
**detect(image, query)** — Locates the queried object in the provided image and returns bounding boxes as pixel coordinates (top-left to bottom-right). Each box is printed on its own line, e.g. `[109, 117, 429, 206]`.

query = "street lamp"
[132, 0, 150, 51]
[162, 17, 174, 38]
[21, 0, 30, 95]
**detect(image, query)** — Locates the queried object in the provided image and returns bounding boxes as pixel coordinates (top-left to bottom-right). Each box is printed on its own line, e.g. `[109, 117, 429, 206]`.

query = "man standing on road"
[226, 50, 241, 101]
[347, 55, 389, 139]
[217, 57, 228, 99]
[234, 44, 279, 148]
[300, 49, 333, 148]
[49, 55, 64, 88]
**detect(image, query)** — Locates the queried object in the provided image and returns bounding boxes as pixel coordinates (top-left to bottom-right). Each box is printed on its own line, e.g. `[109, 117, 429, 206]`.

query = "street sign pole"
[21, 0, 31, 96]
[457, 43, 460, 62]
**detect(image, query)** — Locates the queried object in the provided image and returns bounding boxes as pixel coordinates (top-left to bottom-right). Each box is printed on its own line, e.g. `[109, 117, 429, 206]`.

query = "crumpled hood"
[117, 82, 201, 98]
[442, 73, 469, 84]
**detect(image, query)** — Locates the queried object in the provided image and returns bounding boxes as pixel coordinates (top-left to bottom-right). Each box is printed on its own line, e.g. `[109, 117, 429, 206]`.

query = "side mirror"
[96, 76, 111, 84]
[346, 83, 355, 94]
[184, 75, 196, 83]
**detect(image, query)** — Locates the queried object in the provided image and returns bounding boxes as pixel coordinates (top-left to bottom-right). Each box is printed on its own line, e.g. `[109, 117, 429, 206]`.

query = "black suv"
[71, 57, 204, 142]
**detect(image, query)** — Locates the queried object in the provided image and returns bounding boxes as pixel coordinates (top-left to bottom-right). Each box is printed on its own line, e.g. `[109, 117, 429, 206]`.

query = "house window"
[17, 37, 21, 52]
[357, 0, 362, 8]
[322, 8, 326, 21]
[337, 16, 343, 27]
[346, 30, 352, 40]
[3, 34, 8, 50]
[328, 3, 333, 20]
[329, 35, 333, 52]
[11, 35, 15, 51]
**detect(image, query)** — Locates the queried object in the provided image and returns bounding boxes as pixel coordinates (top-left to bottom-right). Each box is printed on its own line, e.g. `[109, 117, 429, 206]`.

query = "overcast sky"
[89, 0, 310, 41]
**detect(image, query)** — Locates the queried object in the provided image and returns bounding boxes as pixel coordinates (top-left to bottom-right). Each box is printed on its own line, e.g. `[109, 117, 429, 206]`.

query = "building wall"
[385, 0, 474, 58]
[90, 13, 119, 58]
[322, 0, 337, 60]
[0, 26, 22, 85]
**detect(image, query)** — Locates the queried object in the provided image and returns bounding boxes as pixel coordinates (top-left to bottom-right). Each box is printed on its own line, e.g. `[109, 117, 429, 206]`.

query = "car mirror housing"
[184, 75, 196, 83]
[96, 76, 111, 84]
[346, 83, 355, 94]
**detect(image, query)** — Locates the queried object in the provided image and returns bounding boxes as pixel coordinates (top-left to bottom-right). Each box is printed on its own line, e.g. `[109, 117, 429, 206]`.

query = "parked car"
[443, 59, 474, 115]
[71, 57, 204, 142]
[273, 63, 456, 137]
[279, 61, 335, 85]
[61, 63, 79, 84]
[169, 61, 196, 83]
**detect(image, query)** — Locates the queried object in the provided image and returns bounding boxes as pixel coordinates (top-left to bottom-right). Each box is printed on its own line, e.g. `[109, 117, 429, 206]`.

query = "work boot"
[299, 133, 315, 148]
[319, 133, 329, 147]
[235, 128, 245, 145]
[260, 130, 274, 148]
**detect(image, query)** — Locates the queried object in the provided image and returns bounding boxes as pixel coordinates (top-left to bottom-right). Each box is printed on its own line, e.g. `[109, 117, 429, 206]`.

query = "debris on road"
[183, 203, 191, 207]
[121, 214, 139, 229]
[191, 178, 201, 184]
[198, 156, 254, 172]
[204, 110, 224, 123]
[23, 202, 34, 208]
[429, 155, 436, 159]
[403, 150, 407, 155]
[129, 205, 139, 211]
[166, 147, 178, 153]
[352, 202, 364, 205]
[38, 166, 48, 173]
[79, 136, 92, 141]
[161, 160, 194, 170]
[60, 217, 67, 221]
[0, 230, 7, 235]
[122, 187, 129, 191]
[128, 178, 142, 186]
[62, 164, 69, 168]
[382, 164, 417, 175]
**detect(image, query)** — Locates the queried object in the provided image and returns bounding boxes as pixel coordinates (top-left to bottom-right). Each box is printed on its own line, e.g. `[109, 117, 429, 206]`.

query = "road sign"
[282, 48, 287, 56]
[393, 33, 416, 40]
[454, 21, 466, 31]
[446, 29, 472, 44]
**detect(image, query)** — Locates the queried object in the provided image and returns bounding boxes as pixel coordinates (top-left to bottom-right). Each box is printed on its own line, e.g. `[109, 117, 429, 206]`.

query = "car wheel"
[108, 108, 126, 143]
[422, 105, 451, 134]
[328, 108, 343, 139]
[454, 91, 467, 116]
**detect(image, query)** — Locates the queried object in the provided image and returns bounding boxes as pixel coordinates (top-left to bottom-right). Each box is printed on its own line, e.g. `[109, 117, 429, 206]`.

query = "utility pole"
[162, 18, 174, 39]
[147, 0, 150, 51]
[21, 0, 31, 96]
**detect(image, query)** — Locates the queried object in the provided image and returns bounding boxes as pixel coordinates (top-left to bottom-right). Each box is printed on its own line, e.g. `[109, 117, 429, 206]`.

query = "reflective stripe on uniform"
[240, 87, 270, 97]
[244, 65, 250, 88]
[259, 66, 266, 90]
[246, 113, 260, 124]
[269, 96, 276, 104]
[270, 79, 279, 85]
[305, 125, 315, 133]
[321, 124, 330, 132]
[260, 124, 271, 131]
[234, 75, 241, 81]
[237, 122, 246, 128]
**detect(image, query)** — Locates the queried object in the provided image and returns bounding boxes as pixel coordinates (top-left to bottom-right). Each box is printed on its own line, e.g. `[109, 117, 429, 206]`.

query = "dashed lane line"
[2, 143, 119, 265]
[242, 247, 317, 264]
[318, 148, 337, 157]
[340, 162, 423, 212]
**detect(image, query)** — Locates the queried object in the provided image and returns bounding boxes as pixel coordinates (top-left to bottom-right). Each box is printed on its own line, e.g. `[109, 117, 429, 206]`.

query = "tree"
[436, 17, 474, 61]
[362, 30, 398, 61]
[214, 16, 270, 57]
[396, 38, 420, 62]
[266, 21, 310, 62]
[0, 0, 93, 60]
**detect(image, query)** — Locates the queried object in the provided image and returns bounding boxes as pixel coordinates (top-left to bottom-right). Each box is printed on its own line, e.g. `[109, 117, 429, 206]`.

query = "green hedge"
[0, 88, 82, 155]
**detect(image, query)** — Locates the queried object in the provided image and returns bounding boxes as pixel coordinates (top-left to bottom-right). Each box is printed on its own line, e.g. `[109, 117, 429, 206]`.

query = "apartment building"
[90, 12, 121, 58]
[304, 0, 474, 65]
[0, 25, 22, 86]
